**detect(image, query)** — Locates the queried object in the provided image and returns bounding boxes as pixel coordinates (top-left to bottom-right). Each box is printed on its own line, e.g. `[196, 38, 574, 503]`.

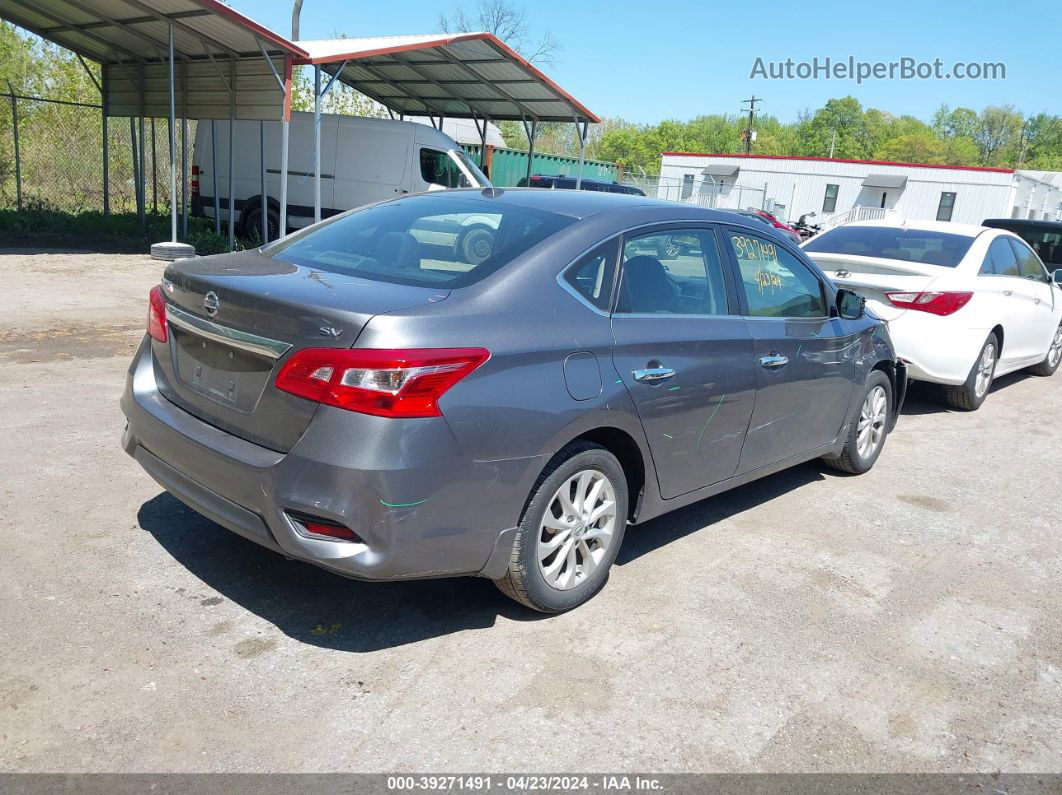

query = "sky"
[228, 0, 1061, 125]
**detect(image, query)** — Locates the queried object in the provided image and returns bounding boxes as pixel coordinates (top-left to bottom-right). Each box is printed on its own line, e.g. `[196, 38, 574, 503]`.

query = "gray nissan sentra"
[122, 189, 905, 612]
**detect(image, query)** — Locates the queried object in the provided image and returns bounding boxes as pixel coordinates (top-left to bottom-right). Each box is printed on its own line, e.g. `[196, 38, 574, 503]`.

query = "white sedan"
[803, 220, 1062, 410]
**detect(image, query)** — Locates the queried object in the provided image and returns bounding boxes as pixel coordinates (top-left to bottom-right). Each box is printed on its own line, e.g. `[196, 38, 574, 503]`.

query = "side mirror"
[1052, 269, 1062, 286]
[837, 288, 866, 320]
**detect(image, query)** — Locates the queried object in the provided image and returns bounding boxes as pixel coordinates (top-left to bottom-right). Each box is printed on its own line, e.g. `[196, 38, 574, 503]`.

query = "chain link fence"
[0, 91, 194, 216]
[619, 172, 775, 214]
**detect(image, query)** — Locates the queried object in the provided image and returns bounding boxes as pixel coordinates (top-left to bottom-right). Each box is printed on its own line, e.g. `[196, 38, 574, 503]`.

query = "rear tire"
[945, 333, 998, 411]
[494, 442, 627, 613]
[1028, 323, 1062, 377]
[241, 204, 280, 245]
[822, 370, 892, 475]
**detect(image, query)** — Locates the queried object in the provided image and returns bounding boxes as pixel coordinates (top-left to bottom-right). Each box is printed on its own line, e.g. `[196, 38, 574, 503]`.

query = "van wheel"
[457, 225, 495, 265]
[822, 370, 892, 474]
[241, 205, 280, 245]
[494, 441, 627, 613]
[945, 333, 998, 410]
[1029, 323, 1062, 376]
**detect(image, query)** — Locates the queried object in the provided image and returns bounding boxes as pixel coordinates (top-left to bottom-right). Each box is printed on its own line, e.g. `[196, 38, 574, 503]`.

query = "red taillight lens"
[191, 164, 200, 195]
[885, 291, 973, 316]
[275, 347, 490, 418]
[147, 285, 167, 342]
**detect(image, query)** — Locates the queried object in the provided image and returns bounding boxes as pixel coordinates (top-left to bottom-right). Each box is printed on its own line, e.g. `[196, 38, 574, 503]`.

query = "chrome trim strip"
[166, 304, 291, 360]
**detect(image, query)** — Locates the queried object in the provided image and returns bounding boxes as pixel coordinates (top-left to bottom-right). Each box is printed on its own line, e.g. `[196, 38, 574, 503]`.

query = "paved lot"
[1, 248, 1060, 773]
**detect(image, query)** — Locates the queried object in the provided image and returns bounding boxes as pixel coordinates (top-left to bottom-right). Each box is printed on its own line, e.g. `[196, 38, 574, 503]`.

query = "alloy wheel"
[537, 469, 618, 591]
[856, 385, 888, 459]
[975, 343, 996, 398]
[1048, 326, 1062, 368]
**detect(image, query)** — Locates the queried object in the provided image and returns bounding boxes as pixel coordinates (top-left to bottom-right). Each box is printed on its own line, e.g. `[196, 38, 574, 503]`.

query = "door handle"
[1035, 297, 1042, 304]
[633, 367, 676, 383]
[760, 354, 789, 369]
[1003, 290, 1013, 296]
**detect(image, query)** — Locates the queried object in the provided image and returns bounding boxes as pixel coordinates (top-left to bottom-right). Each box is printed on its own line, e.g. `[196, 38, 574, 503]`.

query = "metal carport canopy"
[298, 33, 600, 123]
[0, 0, 309, 253]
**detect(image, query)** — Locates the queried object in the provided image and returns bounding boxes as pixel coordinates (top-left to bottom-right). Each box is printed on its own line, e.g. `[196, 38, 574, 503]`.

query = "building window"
[680, 174, 694, 200]
[822, 184, 839, 213]
[936, 192, 957, 222]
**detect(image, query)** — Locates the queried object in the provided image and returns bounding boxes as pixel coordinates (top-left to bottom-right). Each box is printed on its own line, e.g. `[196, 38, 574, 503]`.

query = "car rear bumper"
[120, 337, 529, 581]
[884, 312, 986, 385]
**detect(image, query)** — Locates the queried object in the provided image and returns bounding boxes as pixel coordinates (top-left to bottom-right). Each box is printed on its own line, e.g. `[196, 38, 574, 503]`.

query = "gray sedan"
[122, 189, 905, 612]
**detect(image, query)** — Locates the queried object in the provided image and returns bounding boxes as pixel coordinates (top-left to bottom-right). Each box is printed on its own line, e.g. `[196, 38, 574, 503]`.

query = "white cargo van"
[192, 112, 491, 241]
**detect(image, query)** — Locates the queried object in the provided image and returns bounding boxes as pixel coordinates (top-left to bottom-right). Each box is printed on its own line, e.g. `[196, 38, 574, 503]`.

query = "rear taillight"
[275, 347, 490, 418]
[147, 285, 167, 342]
[191, 164, 200, 195]
[885, 291, 973, 316]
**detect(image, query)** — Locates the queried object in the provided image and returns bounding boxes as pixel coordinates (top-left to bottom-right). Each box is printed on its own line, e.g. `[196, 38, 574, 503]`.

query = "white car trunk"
[806, 253, 946, 321]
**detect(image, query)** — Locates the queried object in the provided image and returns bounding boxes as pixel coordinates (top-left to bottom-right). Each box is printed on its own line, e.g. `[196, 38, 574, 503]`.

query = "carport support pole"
[522, 119, 538, 184]
[8, 88, 21, 211]
[129, 118, 140, 220]
[228, 58, 235, 251]
[168, 24, 177, 242]
[573, 118, 588, 190]
[260, 121, 267, 243]
[181, 60, 188, 240]
[101, 70, 109, 216]
[211, 120, 219, 236]
[314, 65, 321, 224]
[278, 57, 292, 238]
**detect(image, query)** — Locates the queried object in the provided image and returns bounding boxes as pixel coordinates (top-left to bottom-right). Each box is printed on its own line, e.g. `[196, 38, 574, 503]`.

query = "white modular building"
[656, 153, 1062, 230]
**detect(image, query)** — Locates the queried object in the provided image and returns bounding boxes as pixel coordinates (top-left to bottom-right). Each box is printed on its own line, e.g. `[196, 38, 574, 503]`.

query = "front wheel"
[494, 442, 627, 613]
[945, 333, 998, 411]
[1028, 323, 1062, 377]
[822, 370, 892, 474]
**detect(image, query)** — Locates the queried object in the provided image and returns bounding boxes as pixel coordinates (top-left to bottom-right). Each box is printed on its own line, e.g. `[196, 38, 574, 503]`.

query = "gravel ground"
[0, 248, 1060, 773]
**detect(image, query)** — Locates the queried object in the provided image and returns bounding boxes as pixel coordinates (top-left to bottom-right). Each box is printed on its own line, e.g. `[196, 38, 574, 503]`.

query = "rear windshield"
[268, 195, 575, 288]
[804, 225, 976, 267]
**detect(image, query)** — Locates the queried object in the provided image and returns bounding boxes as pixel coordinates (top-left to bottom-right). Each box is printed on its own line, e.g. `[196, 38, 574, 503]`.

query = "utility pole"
[829, 128, 837, 158]
[291, 0, 304, 39]
[741, 96, 761, 155]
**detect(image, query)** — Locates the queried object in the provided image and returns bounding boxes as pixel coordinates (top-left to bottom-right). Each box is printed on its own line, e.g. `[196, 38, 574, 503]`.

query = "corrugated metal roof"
[298, 33, 599, 123]
[0, 0, 307, 63]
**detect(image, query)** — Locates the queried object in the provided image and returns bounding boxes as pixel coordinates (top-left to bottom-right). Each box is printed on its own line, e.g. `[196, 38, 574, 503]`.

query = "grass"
[0, 202, 245, 255]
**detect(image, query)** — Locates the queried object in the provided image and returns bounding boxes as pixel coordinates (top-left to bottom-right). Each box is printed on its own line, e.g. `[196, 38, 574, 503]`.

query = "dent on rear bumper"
[120, 337, 530, 581]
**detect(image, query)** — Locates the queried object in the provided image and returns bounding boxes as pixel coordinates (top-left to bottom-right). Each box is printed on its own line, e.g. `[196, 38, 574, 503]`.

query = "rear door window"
[1010, 239, 1048, 282]
[980, 237, 1020, 276]
[727, 231, 827, 318]
[615, 229, 729, 316]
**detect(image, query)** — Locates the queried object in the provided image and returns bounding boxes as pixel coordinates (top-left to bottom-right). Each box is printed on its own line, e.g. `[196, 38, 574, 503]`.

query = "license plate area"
[171, 327, 273, 412]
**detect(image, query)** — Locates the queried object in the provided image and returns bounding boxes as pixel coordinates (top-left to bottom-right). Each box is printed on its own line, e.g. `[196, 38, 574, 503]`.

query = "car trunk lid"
[805, 252, 945, 321]
[152, 249, 449, 452]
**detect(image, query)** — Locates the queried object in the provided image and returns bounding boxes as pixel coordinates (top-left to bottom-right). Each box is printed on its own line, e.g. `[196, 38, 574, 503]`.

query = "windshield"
[804, 225, 976, 267]
[451, 150, 491, 188]
[269, 194, 574, 289]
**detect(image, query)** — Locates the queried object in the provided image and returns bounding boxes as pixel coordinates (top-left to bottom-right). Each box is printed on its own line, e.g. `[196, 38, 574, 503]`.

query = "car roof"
[425, 187, 738, 221]
[841, 218, 988, 237]
[983, 218, 1062, 230]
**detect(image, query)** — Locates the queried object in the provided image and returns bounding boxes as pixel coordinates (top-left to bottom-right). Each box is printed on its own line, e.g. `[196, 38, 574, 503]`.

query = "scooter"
[792, 213, 822, 241]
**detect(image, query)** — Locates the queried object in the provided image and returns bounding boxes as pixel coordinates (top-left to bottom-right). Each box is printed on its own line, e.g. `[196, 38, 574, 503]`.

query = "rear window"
[268, 195, 575, 288]
[804, 225, 975, 267]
